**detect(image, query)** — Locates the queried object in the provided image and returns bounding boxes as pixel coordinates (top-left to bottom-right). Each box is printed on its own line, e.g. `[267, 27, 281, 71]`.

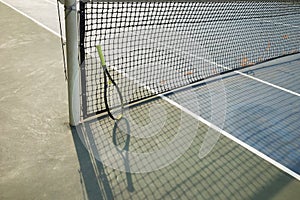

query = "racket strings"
[108, 83, 124, 119]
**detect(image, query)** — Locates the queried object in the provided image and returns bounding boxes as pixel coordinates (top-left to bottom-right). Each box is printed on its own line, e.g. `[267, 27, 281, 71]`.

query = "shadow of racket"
[112, 117, 135, 192]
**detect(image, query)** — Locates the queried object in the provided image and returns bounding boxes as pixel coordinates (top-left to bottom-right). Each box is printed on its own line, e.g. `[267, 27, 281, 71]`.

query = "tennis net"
[79, 1, 300, 119]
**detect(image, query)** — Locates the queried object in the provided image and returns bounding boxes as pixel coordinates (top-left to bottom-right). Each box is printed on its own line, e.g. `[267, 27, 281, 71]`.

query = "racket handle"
[96, 45, 106, 67]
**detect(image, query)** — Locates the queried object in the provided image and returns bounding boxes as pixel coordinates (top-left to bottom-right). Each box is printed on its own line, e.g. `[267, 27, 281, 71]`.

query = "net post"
[65, 0, 80, 126]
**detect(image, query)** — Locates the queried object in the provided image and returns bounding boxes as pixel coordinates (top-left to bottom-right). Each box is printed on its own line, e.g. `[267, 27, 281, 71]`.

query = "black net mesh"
[79, 1, 300, 118]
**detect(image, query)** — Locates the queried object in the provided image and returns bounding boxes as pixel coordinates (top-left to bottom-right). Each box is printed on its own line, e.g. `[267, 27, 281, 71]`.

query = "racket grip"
[96, 45, 106, 67]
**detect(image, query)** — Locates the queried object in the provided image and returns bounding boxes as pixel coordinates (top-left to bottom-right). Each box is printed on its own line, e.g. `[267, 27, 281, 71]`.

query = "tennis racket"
[96, 45, 124, 120]
[112, 117, 135, 192]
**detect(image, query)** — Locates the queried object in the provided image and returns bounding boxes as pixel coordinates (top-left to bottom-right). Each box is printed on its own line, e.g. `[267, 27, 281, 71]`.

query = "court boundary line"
[160, 94, 300, 181]
[235, 70, 300, 96]
[0, 0, 61, 38]
[219, 61, 300, 97]
[4, 0, 299, 180]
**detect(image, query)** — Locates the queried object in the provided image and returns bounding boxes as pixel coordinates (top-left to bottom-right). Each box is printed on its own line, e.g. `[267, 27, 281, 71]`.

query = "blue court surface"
[166, 54, 300, 176]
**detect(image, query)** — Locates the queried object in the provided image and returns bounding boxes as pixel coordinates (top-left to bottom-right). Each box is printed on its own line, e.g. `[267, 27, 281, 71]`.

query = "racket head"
[105, 78, 124, 120]
[97, 44, 124, 120]
[112, 117, 130, 151]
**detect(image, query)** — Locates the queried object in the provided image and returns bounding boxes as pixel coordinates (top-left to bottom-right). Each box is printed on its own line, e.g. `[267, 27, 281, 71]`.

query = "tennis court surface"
[75, 54, 300, 199]
[74, 1, 300, 199]
[1, 0, 300, 199]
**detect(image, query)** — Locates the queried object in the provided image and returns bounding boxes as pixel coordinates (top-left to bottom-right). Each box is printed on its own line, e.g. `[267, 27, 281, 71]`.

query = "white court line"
[220, 63, 300, 97]
[161, 95, 300, 181]
[4, 0, 299, 180]
[0, 0, 64, 39]
[235, 70, 300, 97]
